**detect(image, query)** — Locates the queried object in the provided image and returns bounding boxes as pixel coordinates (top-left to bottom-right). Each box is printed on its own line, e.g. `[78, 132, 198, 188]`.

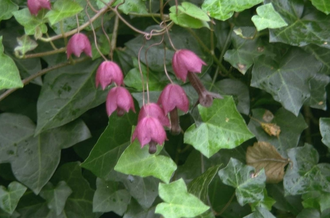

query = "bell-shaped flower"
[96, 61, 124, 89]
[138, 103, 170, 127]
[132, 116, 167, 154]
[27, 0, 51, 15]
[172, 49, 206, 82]
[158, 84, 189, 115]
[106, 87, 135, 117]
[67, 33, 92, 59]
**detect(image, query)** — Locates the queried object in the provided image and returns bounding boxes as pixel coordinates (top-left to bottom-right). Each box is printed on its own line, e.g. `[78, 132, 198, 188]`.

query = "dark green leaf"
[0, 0, 18, 21]
[243, 207, 276, 218]
[35, 60, 106, 134]
[251, 47, 322, 115]
[302, 191, 330, 212]
[184, 97, 254, 158]
[81, 110, 137, 180]
[123, 198, 158, 218]
[218, 158, 266, 206]
[93, 178, 130, 215]
[304, 45, 330, 75]
[14, 35, 38, 57]
[305, 73, 329, 110]
[12, 8, 47, 35]
[251, 3, 288, 31]
[297, 208, 320, 218]
[320, 118, 330, 148]
[170, 6, 210, 29]
[39, 181, 72, 216]
[155, 179, 209, 218]
[45, 0, 83, 25]
[0, 182, 27, 215]
[0, 36, 23, 90]
[311, 0, 330, 14]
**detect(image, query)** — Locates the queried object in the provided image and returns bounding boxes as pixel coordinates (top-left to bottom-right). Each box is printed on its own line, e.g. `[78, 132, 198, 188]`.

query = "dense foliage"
[1, 0, 330, 217]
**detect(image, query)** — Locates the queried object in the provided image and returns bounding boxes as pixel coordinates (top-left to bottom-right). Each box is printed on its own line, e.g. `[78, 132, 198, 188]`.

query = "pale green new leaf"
[0, 37, 23, 90]
[178, 2, 210, 21]
[320, 118, 330, 148]
[184, 97, 254, 158]
[0, 182, 27, 215]
[244, 207, 276, 218]
[114, 140, 177, 184]
[155, 179, 209, 218]
[14, 35, 38, 57]
[170, 6, 210, 29]
[302, 191, 330, 212]
[12, 8, 47, 35]
[96, 0, 147, 14]
[252, 3, 288, 31]
[0, 0, 18, 21]
[218, 158, 266, 206]
[45, 0, 83, 25]
[311, 0, 330, 15]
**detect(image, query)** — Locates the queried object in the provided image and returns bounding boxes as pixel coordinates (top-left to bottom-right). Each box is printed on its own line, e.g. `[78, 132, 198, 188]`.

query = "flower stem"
[110, 15, 119, 61]
[19, 47, 66, 59]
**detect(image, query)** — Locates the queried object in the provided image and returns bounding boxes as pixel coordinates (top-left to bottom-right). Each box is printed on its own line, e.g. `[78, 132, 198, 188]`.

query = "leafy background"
[1, 0, 330, 217]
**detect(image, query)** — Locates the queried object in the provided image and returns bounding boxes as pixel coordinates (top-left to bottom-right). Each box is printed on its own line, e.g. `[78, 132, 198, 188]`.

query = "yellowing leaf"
[260, 123, 281, 137]
[246, 142, 289, 183]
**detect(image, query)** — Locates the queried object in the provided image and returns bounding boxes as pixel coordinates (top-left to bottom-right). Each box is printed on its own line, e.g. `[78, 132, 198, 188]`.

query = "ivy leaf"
[114, 139, 177, 184]
[0, 0, 18, 21]
[320, 118, 330, 148]
[0, 182, 27, 215]
[0, 36, 23, 90]
[251, 3, 288, 31]
[81, 110, 137, 180]
[284, 144, 330, 195]
[93, 178, 130, 215]
[178, 2, 210, 21]
[243, 207, 276, 218]
[302, 191, 330, 212]
[218, 158, 266, 206]
[304, 45, 330, 75]
[45, 0, 83, 25]
[224, 27, 265, 75]
[184, 97, 254, 158]
[268, 0, 330, 48]
[251, 47, 322, 116]
[123, 198, 158, 218]
[311, 0, 330, 14]
[248, 108, 307, 157]
[170, 6, 210, 29]
[14, 35, 38, 57]
[155, 179, 209, 218]
[35, 60, 106, 134]
[251, 189, 276, 211]
[96, 0, 148, 14]
[12, 8, 47, 35]
[201, 0, 263, 21]
[39, 181, 72, 216]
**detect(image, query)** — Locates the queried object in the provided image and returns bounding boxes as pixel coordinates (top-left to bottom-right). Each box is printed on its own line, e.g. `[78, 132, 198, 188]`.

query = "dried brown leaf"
[262, 110, 274, 122]
[246, 141, 289, 183]
[260, 122, 281, 137]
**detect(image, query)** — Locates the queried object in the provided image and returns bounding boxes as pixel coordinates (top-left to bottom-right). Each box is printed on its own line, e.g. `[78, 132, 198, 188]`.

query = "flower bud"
[27, 0, 51, 15]
[67, 33, 92, 59]
[172, 49, 206, 82]
[96, 61, 124, 89]
[106, 87, 135, 117]
[138, 103, 170, 127]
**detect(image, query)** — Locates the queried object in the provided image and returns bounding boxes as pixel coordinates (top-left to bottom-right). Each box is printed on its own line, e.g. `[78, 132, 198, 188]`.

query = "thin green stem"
[19, 47, 66, 59]
[60, 20, 68, 46]
[216, 192, 235, 216]
[110, 15, 119, 61]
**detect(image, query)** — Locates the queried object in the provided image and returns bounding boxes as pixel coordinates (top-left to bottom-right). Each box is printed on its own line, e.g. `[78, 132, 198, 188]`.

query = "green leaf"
[248, 108, 307, 157]
[123, 198, 158, 218]
[311, 0, 330, 14]
[96, 0, 148, 14]
[45, 0, 83, 25]
[284, 144, 330, 195]
[224, 27, 265, 75]
[12, 8, 47, 35]
[0, 182, 27, 215]
[218, 158, 266, 206]
[93, 178, 130, 214]
[251, 47, 322, 116]
[170, 6, 209, 29]
[35, 60, 106, 134]
[0, 0, 18, 21]
[297, 208, 321, 218]
[39, 181, 72, 215]
[251, 3, 288, 31]
[184, 97, 254, 158]
[188, 165, 221, 204]
[320, 118, 330, 148]
[155, 179, 209, 218]
[251, 189, 275, 211]
[0, 36, 23, 90]
[14, 35, 38, 57]
[201, 0, 263, 21]
[178, 2, 210, 21]
[81, 110, 137, 180]
[268, 0, 330, 48]
[243, 207, 276, 218]
[114, 139, 177, 184]
[304, 45, 330, 75]
[302, 191, 330, 212]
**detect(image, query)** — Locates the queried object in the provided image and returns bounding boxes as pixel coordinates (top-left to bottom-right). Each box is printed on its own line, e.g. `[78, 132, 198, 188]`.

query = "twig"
[110, 15, 119, 60]
[20, 47, 66, 59]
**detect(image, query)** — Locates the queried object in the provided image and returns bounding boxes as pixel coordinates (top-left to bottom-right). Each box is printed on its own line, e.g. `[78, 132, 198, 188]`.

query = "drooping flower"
[158, 84, 189, 115]
[66, 33, 92, 59]
[132, 116, 167, 154]
[138, 103, 170, 127]
[172, 49, 206, 82]
[27, 0, 51, 16]
[95, 61, 124, 89]
[106, 87, 135, 117]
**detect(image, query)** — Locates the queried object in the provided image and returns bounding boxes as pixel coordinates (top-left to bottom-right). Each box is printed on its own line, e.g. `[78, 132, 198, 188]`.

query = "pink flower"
[172, 49, 206, 82]
[158, 84, 189, 115]
[27, 0, 51, 15]
[106, 87, 135, 116]
[132, 116, 167, 154]
[66, 33, 92, 59]
[138, 103, 170, 127]
[95, 61, 124, 89]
